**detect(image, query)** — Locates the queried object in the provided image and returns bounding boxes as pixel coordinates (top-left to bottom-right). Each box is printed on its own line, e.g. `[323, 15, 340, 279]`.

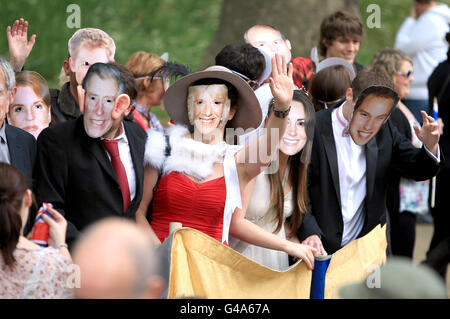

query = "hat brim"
[163, 67, 262, 134]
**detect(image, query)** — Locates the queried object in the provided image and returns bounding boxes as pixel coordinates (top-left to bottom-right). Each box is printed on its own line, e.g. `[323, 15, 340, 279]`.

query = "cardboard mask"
[187, 84, 231, 134]
[8, 86, 51, 139]
[349, 86, 399, 146]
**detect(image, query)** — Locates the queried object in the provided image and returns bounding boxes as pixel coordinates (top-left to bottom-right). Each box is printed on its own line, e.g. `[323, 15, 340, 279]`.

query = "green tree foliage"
[0, 0, 223, 88]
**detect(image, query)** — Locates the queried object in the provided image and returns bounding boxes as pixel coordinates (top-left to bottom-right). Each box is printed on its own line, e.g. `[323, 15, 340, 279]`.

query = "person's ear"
[345, 88, 354, 104]
[24, 189, 32, 209]
[69, 57, 76, 73]
[321, 38, 330, 55]
[8, 87, 17, 106]
[63, 60, 71, 76]
[228, 106, 237, 121]
[143, 76, 151, 89]
[112, 94, 131, 120]
[77, 85, 86, 113]
[285, 39, 292, 51]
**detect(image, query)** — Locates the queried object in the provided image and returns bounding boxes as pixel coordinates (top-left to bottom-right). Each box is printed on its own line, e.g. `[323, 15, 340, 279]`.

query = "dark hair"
[189, 78, 238, 107]
[82, 62, 126, 95]
[0, 163, 27, 267]
[319, 11, 363, 57]
[267, 90, 315, 234]
[354, 85, 399, 112]
[351, 68, 395, 102]
[149, 61, 190, 82]
[310, 65, 353, 111]
[215, 43, 265, 83]
[108, 62, 137, 102]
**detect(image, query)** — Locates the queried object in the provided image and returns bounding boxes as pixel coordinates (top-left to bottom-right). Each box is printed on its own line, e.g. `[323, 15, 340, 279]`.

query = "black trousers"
[426, 166, 450, 279]
[390, 210, 416, 259]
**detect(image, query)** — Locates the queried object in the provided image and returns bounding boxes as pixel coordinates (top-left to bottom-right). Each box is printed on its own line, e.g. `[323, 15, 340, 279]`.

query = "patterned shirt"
[133, 103, 164, 132]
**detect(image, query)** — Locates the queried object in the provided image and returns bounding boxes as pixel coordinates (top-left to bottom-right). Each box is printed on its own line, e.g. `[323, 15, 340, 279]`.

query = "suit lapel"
[365, 136, 378, 201]
[320, 110, 342, 207]
[5, 124, 24, 170]
[124, 121, 144, 208]
[77, 117, 118, 184]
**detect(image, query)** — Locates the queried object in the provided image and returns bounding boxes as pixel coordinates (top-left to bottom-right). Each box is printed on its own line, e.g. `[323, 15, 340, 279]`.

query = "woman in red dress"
[136, 54, 317, 269]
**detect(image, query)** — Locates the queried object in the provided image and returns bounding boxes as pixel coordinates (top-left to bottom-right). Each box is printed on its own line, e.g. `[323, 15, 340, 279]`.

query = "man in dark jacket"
[34, 63, 147, 249]
[298, 69, 441, 255]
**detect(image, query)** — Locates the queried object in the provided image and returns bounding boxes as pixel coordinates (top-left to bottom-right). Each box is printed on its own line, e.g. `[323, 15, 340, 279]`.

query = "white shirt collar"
[101, 122, 128, 143]
[0, 121, 6, 143]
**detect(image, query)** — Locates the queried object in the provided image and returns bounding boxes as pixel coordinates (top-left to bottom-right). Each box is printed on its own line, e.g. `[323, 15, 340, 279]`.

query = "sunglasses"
[396, 70, 413, 79]
[230, 70, 259, 90]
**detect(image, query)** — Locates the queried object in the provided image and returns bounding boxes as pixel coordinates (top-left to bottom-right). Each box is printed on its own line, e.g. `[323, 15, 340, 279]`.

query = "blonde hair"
[370, 49, 413, 81]
[125, 51, 165, 92]
[68, 28, 116, 61]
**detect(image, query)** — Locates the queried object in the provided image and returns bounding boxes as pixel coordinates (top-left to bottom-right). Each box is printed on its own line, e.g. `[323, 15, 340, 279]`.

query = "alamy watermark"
[365, 263, 381, 289]
[66, 4, 81, 29]
[366, 4, 381, 29]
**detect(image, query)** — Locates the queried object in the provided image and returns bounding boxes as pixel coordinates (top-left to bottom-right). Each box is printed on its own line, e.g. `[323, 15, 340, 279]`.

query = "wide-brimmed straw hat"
[163, 65, 262, 133]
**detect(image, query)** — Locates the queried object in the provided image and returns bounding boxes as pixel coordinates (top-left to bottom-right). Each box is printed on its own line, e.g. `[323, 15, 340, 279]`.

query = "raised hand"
[414, 110, 440, 157]
[6, 18, 36, 72]
[269, 53, 294, 111]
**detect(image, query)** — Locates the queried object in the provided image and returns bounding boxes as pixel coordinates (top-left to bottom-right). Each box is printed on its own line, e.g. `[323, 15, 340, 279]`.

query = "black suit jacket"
[34, 116, 147, 248]
[298, 107, 441, 254]
[5, 123, 36, 184]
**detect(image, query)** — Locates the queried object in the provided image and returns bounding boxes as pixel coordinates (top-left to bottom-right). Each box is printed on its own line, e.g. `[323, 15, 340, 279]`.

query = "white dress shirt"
[332, 105, 366, 247]
[102, 123, 136, 201]
[0, 122, 10, 164]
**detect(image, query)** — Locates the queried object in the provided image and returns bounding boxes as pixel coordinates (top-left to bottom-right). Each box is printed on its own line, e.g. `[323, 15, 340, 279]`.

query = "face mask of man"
[348, 86, 398, 146]
[83, 74, 119, 138]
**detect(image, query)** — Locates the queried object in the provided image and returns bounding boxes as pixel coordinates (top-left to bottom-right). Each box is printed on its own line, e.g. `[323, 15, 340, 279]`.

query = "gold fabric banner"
[167, 225, 387, 299]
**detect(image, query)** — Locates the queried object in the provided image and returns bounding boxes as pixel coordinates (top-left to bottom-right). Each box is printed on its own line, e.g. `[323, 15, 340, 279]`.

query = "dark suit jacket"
[5, 123, 36, 184]
[34, 116, 147, 248]
[298, 107, 441, 254]
[4, 123, 36, 236]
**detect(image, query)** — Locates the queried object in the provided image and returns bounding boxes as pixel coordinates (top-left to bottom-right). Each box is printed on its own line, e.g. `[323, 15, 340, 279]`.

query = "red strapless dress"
[150, 171, 227, 243]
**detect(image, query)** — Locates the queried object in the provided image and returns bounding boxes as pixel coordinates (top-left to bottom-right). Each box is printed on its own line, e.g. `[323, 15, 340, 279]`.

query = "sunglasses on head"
[396, 70, 413, 79]
[230, 70, 259, 90]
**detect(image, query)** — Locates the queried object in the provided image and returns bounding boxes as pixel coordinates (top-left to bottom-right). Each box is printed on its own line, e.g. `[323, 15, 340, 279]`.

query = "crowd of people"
[0, 0, 449, 299]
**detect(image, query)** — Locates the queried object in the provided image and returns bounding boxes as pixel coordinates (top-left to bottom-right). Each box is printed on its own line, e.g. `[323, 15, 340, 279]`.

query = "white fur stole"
[144, 125, 226, 180]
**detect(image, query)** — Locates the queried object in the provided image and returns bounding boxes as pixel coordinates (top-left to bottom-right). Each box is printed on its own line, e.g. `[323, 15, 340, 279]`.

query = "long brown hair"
[0, 163, 28, 267]
[267, 90, 315, 234]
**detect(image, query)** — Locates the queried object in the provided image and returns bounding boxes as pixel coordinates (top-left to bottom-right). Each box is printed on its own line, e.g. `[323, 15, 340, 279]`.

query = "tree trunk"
[201, 0, 360, 68]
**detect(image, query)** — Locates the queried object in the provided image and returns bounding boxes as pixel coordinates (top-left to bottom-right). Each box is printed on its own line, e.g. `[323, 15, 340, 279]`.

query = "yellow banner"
[167, 225, 387, 299]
